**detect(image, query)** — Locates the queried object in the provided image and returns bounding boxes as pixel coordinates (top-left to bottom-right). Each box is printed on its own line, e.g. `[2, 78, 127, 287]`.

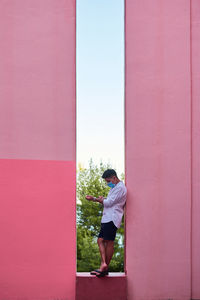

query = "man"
[85, 169, 127, 277]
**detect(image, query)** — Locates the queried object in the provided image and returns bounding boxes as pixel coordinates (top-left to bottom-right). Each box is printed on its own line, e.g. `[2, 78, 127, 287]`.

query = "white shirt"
[101, 181, 127, 228]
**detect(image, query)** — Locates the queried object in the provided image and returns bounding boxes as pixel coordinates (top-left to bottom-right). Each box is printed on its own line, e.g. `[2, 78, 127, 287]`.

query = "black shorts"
[98, 221, 118, 241]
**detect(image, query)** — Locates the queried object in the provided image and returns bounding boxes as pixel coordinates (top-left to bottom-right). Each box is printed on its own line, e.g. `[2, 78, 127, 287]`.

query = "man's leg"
[97, 237, 108, 271]
[105, 240, 114, 267]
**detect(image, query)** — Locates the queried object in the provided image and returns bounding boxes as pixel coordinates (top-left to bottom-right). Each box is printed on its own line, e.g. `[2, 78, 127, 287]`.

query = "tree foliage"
[76, 159, 124, 272]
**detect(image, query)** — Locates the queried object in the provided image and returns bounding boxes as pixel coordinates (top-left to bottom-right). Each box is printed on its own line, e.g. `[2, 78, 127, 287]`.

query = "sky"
[76, 0, 125, 176]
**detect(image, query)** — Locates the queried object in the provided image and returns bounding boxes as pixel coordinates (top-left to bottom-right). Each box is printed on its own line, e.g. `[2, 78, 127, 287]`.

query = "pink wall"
[76, 273, 127, 300]
[125, 1, 199, 299]
[0, 1, 76, 299]
[1, 1, 199, 300]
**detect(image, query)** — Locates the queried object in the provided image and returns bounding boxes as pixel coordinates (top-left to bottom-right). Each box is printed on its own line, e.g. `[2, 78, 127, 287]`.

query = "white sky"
[76, 0, 124, 176]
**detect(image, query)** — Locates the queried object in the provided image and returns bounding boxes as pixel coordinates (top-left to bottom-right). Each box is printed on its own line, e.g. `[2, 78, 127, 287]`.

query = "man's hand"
[85, 195, 94, 201]
[85, 195, 104, 204]
[96, 196, 104, 204]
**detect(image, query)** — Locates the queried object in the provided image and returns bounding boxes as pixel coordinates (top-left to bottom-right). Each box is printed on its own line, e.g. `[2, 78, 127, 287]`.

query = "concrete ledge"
[76, 272, 127, 300]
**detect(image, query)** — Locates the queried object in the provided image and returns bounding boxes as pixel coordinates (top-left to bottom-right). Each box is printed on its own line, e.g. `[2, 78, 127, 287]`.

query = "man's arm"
[85, 195, 105, 204]
[103, 187, 126, 208]
[93, 196, 104, 204]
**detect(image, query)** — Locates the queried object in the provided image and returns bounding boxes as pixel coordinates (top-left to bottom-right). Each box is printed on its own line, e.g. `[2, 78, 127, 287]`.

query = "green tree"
[76, 159, 125, 272]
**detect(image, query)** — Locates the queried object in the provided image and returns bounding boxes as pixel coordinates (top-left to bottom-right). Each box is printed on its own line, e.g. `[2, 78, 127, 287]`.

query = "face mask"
[107, 182, 116, 188]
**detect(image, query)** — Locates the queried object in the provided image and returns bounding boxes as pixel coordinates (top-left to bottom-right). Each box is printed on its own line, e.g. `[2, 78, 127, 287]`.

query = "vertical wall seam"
[190, 0, 193, 299]
[75, 0, 77, 276]
[124, 0, 127, 276]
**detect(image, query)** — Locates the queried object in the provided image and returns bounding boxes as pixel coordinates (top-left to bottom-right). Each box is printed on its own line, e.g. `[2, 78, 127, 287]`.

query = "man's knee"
[97, 237, 104, 245]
